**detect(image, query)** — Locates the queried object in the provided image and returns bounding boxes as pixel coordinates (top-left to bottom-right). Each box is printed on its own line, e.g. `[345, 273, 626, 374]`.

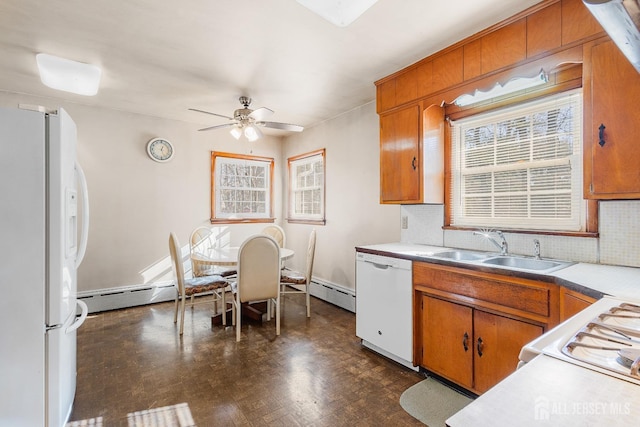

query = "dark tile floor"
[70, 293, 425, 426]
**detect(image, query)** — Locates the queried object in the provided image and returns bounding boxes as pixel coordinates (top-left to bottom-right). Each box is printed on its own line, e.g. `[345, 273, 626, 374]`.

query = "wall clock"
[146, 138, 174, 162]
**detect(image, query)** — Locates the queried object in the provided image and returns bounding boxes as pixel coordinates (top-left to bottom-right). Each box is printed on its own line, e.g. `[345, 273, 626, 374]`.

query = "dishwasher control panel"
[356, 252, 412, 270]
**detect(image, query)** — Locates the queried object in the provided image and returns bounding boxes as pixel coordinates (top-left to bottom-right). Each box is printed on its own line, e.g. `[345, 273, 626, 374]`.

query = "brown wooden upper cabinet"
[379, 104, 444, 204]
[375, 0, 636, 205]
[379, 105, 421, 203]
[585, 39, 640, 199]
[375, 0, 603, 115]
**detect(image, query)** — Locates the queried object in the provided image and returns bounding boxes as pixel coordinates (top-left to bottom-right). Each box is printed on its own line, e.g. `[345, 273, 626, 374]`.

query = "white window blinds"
[451, 90, 584, 231]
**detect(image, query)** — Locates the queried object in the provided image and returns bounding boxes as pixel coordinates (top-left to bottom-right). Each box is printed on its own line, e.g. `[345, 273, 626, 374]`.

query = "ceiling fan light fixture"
[36, 53, 101, 96]
[190, 96, 303, 138]
[244, 124, 262, 142]
[296, 0, 378, 27]
[230, 126, 242, 140]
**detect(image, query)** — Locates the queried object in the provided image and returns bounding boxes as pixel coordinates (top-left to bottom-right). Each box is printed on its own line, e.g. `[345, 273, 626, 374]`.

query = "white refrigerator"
[0, 106, 89, 427]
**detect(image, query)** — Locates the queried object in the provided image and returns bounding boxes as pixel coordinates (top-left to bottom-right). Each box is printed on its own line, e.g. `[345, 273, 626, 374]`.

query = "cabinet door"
[560, 287, 596, 321]
[380, 105, 420, 203]
[422, 104, 444, 204]
[588, 40, 640, 198]
[421, 296, 473, 389]
[473, 311, 543, 393]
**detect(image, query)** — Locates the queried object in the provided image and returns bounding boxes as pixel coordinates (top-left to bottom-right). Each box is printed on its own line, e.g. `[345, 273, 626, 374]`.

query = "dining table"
[191, 246, 294, 267]
[190, 246, 295, 326]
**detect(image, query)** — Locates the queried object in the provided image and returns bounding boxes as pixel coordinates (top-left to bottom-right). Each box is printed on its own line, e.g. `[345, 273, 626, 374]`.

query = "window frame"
[287, 148, 326, 225]
[210, 151, 275, 224]
[449, 90, 587, 233]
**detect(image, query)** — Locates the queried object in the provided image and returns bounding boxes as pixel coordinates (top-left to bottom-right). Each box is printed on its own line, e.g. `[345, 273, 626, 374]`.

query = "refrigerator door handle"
[75, 160, 89, 268]
[66, 300, 88, 334]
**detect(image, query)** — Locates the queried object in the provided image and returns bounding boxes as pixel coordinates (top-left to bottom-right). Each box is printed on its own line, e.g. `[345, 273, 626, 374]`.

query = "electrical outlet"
[401, 216, 408, 229]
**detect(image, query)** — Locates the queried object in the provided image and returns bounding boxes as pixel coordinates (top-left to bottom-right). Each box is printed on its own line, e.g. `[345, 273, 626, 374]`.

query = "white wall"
[0, 91, 284, 293]
[282, 102, 400, 290]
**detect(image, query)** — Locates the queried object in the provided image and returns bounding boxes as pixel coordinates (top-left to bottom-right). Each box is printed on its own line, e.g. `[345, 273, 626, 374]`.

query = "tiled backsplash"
[400, 201, 640, 268]
[599, 201, 640, 267]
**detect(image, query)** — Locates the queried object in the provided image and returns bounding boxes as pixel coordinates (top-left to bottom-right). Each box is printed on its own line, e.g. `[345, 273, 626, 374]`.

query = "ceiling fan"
[189, 96, 304, 141]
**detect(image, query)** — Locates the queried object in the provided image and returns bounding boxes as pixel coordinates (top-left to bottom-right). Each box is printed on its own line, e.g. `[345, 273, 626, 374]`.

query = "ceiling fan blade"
[258, 121, 304, 132]
[189, 108, 234, 120]
[197, 123, 236, 132]
[248, 107, 274, 121]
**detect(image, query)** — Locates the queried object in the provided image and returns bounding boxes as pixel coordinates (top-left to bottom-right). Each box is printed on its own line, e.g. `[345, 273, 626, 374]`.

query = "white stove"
[519, 296, 640, 385]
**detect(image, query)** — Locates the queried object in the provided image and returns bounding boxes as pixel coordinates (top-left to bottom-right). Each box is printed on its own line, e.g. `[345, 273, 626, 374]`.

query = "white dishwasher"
[356, 251, 417, 370]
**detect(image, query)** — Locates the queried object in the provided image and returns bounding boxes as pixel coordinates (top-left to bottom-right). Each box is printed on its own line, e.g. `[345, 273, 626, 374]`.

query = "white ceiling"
[0, 0, 541, 135]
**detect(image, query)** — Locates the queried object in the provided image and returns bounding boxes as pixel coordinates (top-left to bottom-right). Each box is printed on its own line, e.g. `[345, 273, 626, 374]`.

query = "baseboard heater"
[78, 277, 355, 314]
[308, 277, 355, 313]
[77, 282, 176, 314]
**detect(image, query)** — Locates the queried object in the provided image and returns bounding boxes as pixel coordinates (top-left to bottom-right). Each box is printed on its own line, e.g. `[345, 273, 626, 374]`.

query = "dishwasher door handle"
[364, 260, 392, 270]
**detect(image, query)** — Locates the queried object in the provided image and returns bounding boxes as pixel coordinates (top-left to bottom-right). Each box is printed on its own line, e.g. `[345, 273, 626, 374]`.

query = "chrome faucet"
[533, 239, 541, 260]
[473, 229, 508, 255]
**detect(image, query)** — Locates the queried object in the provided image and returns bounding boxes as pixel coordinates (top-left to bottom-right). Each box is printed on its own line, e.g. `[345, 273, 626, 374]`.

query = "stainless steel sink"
[417, 248, 573, 274]
[481, 256, 570, 272]
[432, 250, 490, 261]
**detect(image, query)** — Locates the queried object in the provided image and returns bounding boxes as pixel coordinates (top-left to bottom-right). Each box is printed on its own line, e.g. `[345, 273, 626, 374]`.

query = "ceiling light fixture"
[229, 123, 263, 141]
[243, 124, 262, 142]
[230, 126, 243, 140]
[454, 70, 549, 107]
[296, 0, 378, 27]
[36, 53, 101, 96]
[583, 0, 640, 73]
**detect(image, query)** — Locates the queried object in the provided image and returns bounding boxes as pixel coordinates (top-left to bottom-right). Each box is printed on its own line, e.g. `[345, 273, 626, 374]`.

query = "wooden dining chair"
[280, 229, 316, 318]
[169, 232, 233, 335]
[233, 234, 281, 342]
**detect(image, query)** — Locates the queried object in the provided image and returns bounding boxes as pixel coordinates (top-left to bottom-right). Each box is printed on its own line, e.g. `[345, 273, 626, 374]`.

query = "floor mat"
[400, 377, 473, 426]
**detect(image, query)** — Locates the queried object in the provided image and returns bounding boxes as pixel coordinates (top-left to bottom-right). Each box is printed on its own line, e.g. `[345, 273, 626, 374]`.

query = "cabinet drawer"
[413, 262, 551, 317]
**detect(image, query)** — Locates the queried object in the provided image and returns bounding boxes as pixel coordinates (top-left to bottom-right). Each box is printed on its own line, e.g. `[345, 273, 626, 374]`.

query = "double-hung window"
[450, 90, 584, 232]
[211, 152, 274, 223]
[287, 149, 325, 224]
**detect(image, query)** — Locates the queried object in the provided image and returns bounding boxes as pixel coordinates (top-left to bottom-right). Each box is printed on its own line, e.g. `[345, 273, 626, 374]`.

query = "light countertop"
[446, 354, 640, 427]
[356, 243, 640, 300]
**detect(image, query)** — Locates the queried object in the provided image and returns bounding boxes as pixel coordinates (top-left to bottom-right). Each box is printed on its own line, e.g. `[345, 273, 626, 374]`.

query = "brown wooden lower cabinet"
[420, 294, 543, 394]
[421, 296, 474, 389]
[414, 261, 558, 394]
[473, 309, 543, 393]
[560, 287, 596, 321]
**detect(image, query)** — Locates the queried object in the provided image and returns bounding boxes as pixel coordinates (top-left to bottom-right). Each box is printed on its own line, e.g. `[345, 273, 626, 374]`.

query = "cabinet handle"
[598, 123, 606, 147]
[477, 337, 484, 357]
[411, 156, 417, 170]
[462, 332, 469, 352]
